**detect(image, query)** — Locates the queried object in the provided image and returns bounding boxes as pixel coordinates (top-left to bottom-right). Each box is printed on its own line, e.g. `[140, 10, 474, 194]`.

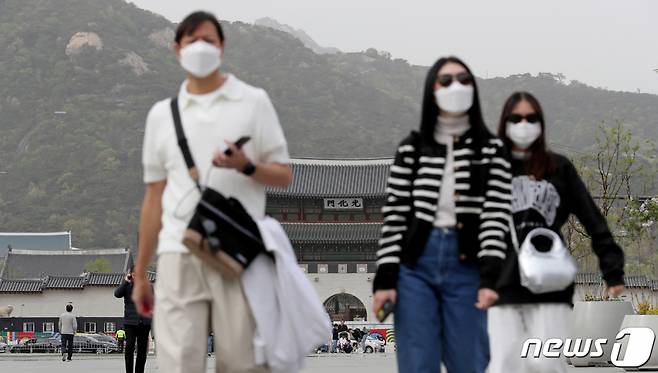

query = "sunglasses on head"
[436, 72, 473, 87]
[507, 113, 540, 124]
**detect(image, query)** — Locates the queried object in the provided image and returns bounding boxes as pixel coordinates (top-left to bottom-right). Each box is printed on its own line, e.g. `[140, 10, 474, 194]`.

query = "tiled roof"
[85, 272, 156, 286]
[86, 272, 124, 286]
[267, 158, 392, 197]
[281, 222, 382, 243]
[0, 279, 43, 293]
[0, 272, 157, 293]
[574, 273, 602, 284]
[575, 273, 654, 288]
[44, 276, 85, 289]
[0, 248, 131, 279]
[624, 275, 651, 288]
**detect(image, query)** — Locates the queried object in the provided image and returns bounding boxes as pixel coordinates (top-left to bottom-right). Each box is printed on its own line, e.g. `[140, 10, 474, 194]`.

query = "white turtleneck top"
[433, 115, 471, 228]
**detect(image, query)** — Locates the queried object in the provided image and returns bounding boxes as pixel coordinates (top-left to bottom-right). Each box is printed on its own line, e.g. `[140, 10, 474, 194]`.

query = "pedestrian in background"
[207, 333, 214, 357]
[331, 324, 339, 353]
[116, 327, 126, 353]
[58, 303, 77, 362]
[115, 269, 152, 373]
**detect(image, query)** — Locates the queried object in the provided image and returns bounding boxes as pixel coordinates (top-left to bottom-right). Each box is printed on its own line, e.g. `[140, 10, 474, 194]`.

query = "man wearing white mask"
[131, 11, 292, 373]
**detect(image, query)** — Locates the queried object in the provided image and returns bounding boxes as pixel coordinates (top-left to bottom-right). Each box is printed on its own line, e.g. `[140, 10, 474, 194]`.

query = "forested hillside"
[0, 0, 656, 248]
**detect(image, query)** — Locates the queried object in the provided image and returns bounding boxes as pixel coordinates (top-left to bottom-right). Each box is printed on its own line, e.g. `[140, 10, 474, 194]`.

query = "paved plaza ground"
[0, 353, 629, 372]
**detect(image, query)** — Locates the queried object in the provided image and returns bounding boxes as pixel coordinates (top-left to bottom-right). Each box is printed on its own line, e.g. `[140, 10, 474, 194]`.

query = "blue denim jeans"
[395, 228, 489, 373]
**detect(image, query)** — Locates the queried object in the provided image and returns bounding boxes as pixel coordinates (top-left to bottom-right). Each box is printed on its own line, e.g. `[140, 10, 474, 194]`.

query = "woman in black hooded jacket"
[488, 91, 625, 373]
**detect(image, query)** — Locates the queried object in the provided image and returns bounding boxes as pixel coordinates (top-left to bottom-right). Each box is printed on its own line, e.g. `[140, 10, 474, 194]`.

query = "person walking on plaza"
[488, 92, 626, 373]
[116, 327, 126, 353]
[115, 269, 152, 373]
[207, 333, 214, 357]
[131, 10, 292, 373]
[58, 303, 77, 362]
[372, 56, 512, 372]
[331, 324, 339, 353]
[337, 321, 348, 333]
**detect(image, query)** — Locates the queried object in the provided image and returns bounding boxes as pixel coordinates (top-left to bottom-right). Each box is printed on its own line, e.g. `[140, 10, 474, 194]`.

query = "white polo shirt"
[142, 74, 290, 254]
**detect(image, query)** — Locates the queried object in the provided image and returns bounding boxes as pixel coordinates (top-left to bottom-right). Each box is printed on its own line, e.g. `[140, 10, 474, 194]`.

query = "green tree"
[569, 121, 657, 276]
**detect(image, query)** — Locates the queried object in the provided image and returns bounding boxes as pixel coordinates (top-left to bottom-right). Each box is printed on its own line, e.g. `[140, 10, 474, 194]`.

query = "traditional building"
[0, 248, 138, 339]
[267, 158, 391, 322]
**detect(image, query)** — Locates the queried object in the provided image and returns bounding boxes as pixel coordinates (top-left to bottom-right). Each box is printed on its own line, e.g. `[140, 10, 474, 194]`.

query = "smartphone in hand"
[376, 300, 395, 322]
[224, 136, 251, 156]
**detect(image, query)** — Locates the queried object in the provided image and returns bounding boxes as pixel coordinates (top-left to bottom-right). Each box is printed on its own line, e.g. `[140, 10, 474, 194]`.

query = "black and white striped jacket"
[374, 130, 513, 291]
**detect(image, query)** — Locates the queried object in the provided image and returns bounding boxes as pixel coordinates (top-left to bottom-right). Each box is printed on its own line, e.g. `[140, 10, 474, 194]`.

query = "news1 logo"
[521, 327, 656, 368]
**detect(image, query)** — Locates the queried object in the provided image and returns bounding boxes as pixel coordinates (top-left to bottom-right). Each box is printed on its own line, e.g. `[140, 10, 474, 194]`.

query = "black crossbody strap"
[170, 97, 201, 189]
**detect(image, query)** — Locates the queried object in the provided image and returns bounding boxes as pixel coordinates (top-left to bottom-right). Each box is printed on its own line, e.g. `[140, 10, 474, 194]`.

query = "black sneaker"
[62, 353, 66, 362]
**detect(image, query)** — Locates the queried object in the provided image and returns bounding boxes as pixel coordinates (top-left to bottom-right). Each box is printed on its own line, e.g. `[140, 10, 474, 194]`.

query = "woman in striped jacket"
[372, 56, 512, 373]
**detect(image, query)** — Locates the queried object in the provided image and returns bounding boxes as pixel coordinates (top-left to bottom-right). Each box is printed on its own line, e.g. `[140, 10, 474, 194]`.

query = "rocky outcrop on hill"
[119, 52, 149, 76]
[65, 31, 103, 56]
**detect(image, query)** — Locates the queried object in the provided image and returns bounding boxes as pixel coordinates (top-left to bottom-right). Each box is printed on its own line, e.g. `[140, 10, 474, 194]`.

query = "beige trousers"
[154, 252, 269, 373]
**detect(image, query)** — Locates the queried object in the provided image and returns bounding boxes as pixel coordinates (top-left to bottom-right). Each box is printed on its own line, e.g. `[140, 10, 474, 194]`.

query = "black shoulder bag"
[170, 97, 266, 278]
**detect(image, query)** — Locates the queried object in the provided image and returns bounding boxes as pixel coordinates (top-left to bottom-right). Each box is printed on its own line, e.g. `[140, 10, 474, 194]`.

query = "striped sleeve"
[478, 140, 512, 289]
[373, 139, 415, 291]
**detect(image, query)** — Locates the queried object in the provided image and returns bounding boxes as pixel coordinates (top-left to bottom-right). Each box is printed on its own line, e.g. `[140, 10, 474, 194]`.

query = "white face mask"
[506, 121, 542, 149]
[434, 83, 474, 114]
[179, 40, 222, 78]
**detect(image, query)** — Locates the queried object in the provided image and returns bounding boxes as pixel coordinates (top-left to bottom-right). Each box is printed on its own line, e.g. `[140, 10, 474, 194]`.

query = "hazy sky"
[129, 0, 658, 94]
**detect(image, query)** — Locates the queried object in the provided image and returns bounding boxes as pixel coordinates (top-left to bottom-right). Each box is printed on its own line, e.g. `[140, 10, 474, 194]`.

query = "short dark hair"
[175, 11, 224, 44]
[66, 304, 73, 312]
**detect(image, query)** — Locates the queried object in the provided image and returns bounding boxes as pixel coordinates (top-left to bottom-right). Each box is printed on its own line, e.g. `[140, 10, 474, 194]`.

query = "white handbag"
[509, 220, 578, 294]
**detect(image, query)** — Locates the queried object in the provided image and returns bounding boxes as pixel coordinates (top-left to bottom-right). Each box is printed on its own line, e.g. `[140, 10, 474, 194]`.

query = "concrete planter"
[619, 315, 658, 370]
[570, 301, 635, 367]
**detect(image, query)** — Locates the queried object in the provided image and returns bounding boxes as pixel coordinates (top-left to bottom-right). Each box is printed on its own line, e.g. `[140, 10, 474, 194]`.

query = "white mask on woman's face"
[434, 82, 474, 115]
[506, 121, 542, 149]
[180, 40, 222, 78]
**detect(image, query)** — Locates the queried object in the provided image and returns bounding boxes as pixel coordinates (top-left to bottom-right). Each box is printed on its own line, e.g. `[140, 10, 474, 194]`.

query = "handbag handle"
[522, 228, 564, 256]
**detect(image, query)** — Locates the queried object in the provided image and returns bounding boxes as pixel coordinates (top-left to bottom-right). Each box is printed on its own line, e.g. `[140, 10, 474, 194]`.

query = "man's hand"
[213, 140, 249, 171]
[131, 275, 154, 317]
[606, 284, 625, 298]
[125, 273, 133, 283]
[475, 288, 498, 310]
[373, 289, 397, 315]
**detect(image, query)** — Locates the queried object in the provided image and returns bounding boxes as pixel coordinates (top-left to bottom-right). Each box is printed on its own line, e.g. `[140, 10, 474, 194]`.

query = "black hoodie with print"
[494, 152, 625, 305]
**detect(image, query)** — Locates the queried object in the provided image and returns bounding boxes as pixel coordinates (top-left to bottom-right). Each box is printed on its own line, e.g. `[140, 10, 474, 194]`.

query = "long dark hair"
[497, 92, 555, 180]
[419, 56, 490, 143]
